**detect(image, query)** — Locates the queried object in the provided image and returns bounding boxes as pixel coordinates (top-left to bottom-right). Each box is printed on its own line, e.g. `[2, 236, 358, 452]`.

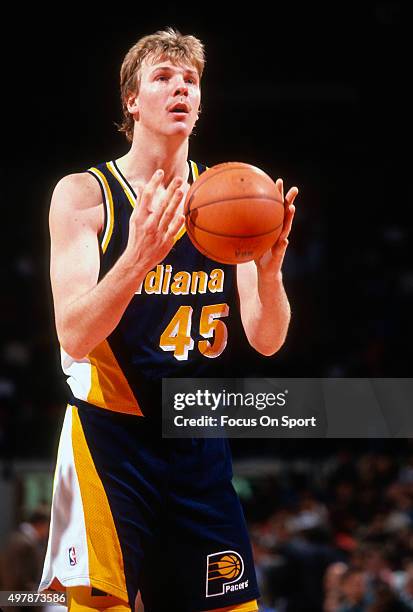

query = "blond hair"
[118, 28, 205, 142]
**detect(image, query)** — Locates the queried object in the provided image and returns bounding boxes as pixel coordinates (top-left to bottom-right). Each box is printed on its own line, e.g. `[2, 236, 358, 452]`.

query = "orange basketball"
[184, 162, 284, 264]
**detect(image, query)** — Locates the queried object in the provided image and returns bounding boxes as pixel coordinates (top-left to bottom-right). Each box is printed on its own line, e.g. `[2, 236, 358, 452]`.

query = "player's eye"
[156, 75, 169, 81]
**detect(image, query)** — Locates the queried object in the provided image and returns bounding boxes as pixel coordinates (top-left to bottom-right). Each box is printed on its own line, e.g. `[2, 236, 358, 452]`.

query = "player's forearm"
[57, 252, 146, 359]
[241, 272, 291, 356]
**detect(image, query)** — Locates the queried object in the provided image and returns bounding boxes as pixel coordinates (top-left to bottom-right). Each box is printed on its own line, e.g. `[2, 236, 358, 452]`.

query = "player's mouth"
[168, 102, 190, 115]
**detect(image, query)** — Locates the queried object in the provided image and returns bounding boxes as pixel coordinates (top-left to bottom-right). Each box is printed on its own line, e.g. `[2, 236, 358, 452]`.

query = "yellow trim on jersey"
[106, 162, 136, 209]
[71, 406, 128, 600]
[207, 600, 259, 612]
[101, 159, 204, 244]
[89, 167, 114, 253]
[87, 340, 143, 416]
[173, 223, 187, 244]
[190, 159, 200, 181]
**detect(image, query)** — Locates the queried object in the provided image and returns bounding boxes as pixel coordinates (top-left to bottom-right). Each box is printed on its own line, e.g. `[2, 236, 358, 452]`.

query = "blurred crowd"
[243, 447, 413, 611]
[0, 505, 51, 611]
[0, 248, 66, 460]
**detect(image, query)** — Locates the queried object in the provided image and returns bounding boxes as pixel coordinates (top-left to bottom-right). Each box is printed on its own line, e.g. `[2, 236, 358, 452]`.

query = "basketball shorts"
[39, 402, 260, 611]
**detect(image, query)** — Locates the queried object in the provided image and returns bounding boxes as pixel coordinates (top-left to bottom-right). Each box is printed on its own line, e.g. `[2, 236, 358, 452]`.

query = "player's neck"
[117, 132, 190, 187]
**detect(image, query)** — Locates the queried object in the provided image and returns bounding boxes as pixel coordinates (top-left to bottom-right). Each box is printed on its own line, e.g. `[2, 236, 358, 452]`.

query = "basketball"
[184, 162, 284, 264]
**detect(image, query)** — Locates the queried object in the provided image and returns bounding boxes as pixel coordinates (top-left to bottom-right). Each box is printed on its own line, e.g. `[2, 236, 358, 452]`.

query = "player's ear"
[126, 92, 139, 118]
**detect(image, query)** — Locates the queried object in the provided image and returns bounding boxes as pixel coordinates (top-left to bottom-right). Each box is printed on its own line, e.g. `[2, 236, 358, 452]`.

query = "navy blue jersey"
[46, 161, 260, 612]
[61, 160, 238, 416]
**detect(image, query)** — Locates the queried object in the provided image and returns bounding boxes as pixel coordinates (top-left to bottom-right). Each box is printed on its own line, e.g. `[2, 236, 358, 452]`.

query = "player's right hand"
[125, 169, 185, 274]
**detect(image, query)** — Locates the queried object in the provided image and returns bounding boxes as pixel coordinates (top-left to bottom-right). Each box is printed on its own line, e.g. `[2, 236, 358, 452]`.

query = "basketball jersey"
[61, 160, 238, 417]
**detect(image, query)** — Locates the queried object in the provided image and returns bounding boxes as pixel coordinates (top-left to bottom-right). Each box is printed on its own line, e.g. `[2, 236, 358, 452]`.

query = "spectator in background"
[324, 561, 348, 611]
[276, 512, 343, 611]
[337, 567, 369, 612]
[0, 505, 50, 611]
[398, 561, 413, 610]
[363, 544, 395, 588]
[366, 580, 410, 612]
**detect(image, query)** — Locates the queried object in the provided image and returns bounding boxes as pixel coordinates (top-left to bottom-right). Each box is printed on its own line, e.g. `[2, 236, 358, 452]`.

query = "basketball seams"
[185, 163, 275, 210]
[185, 217, 234, 264]
[185, 194, 282, 214]
[188, 215, 284, 238]
[185, 217, 280, 264]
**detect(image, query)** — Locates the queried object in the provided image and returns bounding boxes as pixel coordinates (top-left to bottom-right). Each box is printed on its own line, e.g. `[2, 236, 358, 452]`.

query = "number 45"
[160, 304, 229, 361]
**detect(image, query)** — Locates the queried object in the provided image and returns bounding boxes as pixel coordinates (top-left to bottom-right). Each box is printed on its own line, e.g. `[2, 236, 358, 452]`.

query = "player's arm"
[50, 169, 184, 359]
[236, 180, 298, 356]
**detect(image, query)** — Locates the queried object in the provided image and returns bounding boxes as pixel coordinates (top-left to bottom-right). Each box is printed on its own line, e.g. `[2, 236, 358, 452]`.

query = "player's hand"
[125, 169, 185, 273]
[255, 178, 298, 276]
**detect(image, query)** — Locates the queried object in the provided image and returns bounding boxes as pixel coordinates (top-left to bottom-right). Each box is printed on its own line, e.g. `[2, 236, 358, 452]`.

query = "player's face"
[133, 57, 201, 138]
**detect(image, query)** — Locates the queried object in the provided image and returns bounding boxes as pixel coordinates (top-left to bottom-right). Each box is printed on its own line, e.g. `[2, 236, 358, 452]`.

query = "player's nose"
[174, 82, 189, 97]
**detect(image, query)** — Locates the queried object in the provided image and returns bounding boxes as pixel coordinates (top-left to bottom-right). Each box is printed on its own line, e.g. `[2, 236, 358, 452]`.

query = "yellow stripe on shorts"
[71, 406, 128, 600]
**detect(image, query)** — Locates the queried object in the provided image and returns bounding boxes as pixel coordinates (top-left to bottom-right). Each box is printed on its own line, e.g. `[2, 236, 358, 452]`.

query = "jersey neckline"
[112, 159, 194, 199]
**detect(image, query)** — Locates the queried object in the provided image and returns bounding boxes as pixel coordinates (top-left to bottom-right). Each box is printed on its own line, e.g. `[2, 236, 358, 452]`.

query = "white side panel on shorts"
[60, 348, 92, 403]
[39, 406, 90, 591]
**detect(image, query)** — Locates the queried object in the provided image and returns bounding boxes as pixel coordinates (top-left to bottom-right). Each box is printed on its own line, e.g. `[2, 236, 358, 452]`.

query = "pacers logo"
[206, 550, 248, 597]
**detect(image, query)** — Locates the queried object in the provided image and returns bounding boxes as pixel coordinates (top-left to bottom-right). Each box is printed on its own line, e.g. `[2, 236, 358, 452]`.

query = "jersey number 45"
[160, 304, 229, 361]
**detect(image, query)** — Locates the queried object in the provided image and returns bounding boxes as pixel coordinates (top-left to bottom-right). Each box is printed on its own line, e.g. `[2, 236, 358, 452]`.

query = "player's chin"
[166, 121, 195, 138]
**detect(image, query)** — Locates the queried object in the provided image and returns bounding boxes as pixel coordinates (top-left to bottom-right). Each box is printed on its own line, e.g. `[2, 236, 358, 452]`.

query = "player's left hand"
[255, 178, 298, 276]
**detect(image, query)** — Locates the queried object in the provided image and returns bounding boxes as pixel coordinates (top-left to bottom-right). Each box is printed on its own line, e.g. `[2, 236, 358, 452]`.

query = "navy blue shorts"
[40, 402, 259, 612]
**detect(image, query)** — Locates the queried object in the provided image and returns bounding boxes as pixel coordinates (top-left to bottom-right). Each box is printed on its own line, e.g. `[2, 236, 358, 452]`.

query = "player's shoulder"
[51, 171, 102, 212]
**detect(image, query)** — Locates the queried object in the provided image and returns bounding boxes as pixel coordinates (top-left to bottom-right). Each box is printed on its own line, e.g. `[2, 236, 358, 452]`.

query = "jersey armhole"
[87, 168, 109, 251]
[189, 160, 208, 184]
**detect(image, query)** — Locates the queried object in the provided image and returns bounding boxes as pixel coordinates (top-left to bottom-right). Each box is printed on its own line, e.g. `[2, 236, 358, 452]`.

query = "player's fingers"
[271, 238, 289, 267]
[275, 178, 284, 201]
[156, 176, 183, 216]
[140, 169, 164, 213]
[165, 212, 186, 243]
[160, 176, 184, 218]
[129, 187, 147, 233]
[166, 175, 184, 199]
[279, 204, 295, 240]
[156, 180, 183, 229]
[130, 186, 143, 220]
[285, 186, 299, 206]
[159, 187, 184, 232]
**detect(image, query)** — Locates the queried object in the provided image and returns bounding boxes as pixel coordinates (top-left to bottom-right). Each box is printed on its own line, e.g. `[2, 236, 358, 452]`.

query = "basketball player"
[39, 28, 297, 612]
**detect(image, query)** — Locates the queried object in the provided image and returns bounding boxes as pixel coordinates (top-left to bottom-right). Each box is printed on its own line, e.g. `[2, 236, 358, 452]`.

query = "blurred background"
[1, 2, 412, 610]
